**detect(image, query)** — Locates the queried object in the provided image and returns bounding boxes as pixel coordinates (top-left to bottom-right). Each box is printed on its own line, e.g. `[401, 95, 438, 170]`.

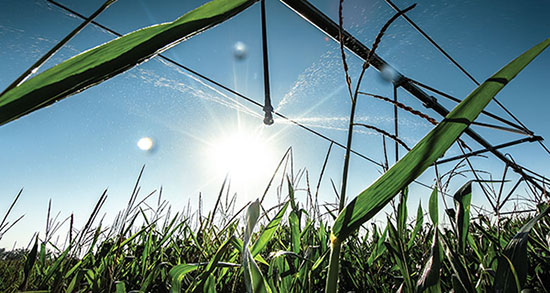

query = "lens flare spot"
[137, 137, 154, 151]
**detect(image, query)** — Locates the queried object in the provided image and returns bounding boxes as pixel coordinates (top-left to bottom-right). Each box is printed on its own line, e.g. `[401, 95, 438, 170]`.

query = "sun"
[206, 129, 277, 188]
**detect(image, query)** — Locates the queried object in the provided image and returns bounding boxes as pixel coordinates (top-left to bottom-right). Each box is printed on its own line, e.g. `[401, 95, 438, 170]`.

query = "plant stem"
[325, 3, 417, 291]
[326, 236, 342, 293]
[338, 99, 358, 212]
[326, 97, 358, 293]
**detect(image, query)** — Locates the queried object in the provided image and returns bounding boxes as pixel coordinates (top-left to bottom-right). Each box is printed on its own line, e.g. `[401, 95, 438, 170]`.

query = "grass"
[0, 162, 549, 292]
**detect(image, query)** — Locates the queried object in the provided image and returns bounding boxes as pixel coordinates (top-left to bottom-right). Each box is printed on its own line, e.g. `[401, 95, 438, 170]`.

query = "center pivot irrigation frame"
[279, 0, 549, 193]
[35, 0, 550, 197]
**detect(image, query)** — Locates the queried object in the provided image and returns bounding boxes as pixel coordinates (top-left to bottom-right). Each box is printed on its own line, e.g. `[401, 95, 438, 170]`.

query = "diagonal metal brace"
[280, 0, 547, 192]
[435, 136, 543, 165]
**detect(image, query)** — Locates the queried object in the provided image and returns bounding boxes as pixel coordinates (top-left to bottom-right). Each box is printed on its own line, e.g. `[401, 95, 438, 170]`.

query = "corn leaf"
[367, 225, 388, 267]
[115, 281, 127, 293]
[192, 235, 236, 292]
[397, 187, 409, 237]
[415, 231, 442, 293]
[0, 0, 256, 126]
[454, 181, 472, 255]
[429, 188, 439, 226]
[243, 199, 271, 293]
[204, 275, 217, 293]
[169, 263, 200, 293]
[441, 237, 475, 292]
[494, 206, 550, 292]
[251, 201, 290, 257]
[20, 235, 39, 291]
[408, 202, 424, 249]
[386, 219, 413, 291]
[289, 211, 301, 254]
[331, 39, 550, 241]
[416, 187, 443, 293]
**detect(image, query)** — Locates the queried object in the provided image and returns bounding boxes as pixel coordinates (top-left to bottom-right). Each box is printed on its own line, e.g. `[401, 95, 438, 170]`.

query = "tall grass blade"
[416, 187, 442, 293]
[453, 181, 472, 255]
[441, 237, 475, 292]
[428, 188, 438, 226]
[243, 199, 271, 293]
[397, 187, 409, 237]
[494, 206, 550, 292]
[367, 225, 388, 266]
[289, 211, 301, 254]
[385, 219, 413, 291]
[204, 275, 217, 293]
[115, 281, 127, 293]
[408, 202, 424, 249]
[415, 231, 442, 293]
[169, 264, 200, 292]
[251, 201, 290, 257]
[191, 236, 236, 292]
[331, 38, 550, 241]
[497, 255, 521, 293]
[19, 234, 39, 291]
[0, 0, 256, 126]
[311, 249, 330, 272]
[0, 189, 23, 240]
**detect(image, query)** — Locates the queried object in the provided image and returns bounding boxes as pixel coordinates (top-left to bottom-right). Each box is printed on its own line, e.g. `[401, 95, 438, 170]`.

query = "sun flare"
[206, 130, 277, 187]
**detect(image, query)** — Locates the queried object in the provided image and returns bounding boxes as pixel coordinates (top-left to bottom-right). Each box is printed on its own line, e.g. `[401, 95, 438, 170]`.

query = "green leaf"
[193, 236, 236, 292]
[367, 225, 388, 267]
[141, 229, 153, 276]
[243, 199, 272, 293]
[204, 275, 217, 293]
[39, 242, 46, 269]
[416, 229, 442, 293]
[408, 202, 424, 249]
[268, 253, 292, 291]
[311, 249, 330, 272]
[251, 201, 290, 257]
[287, 177, 297, 213]
[331, 39, 550, 241]
[115, 281, 127, 293]
[441, 237, 475, 292]
[169, 263, 200, 293]
[494, 206, 550, 292]
[39, 243, 72, 288]
[428, 188, 439, 226]
[318, 221, 328, 252]
[289, 210, 301, 254]
[66, 269, 85, 293]
[20, 234, 39, 291]
[453, 181, 472, 255]
[0, 0, 256, 126]
[397, 187, 409, 237]
[386, 220, 413, 291]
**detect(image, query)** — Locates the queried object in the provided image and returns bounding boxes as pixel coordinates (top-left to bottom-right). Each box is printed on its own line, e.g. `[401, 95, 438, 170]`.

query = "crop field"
[0, 164, 549, 292]
[0, 0, 549, 292]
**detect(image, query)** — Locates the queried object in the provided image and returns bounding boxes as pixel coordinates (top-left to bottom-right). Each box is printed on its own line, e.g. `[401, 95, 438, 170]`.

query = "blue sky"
[0, 0, 549, 248]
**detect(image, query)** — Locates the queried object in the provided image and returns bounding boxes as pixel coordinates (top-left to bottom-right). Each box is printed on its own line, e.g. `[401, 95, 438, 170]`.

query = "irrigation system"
[8, 0, 550, 212]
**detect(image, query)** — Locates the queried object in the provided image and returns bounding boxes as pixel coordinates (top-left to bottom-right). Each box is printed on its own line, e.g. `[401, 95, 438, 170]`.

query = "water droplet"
[379, 65, 398, 83]
[233, 41, 247, 60]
